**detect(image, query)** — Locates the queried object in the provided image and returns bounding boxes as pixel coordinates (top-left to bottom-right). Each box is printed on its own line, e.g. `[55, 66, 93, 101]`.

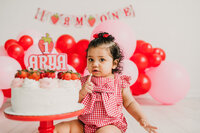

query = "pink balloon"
[0, 56, 21, 89]
[0, 90, 4, 108]
[0, 45, 8, 56]
[146, 61, 190, 105]
[91, 20, 136, 59]
[121, 59, 139, 85]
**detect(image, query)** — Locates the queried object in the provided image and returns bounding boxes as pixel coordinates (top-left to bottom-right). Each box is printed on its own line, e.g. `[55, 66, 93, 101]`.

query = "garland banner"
[34, 4, 135, 28]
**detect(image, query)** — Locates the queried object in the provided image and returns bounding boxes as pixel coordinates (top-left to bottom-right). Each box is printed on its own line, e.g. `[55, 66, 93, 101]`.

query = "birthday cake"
[10, 69, 81, 115]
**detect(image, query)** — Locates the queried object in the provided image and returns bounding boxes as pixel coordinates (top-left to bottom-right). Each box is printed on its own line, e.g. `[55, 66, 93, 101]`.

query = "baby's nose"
[92, 61, 99, 66]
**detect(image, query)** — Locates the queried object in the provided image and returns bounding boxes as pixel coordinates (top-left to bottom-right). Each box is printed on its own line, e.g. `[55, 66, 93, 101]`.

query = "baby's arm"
[122, 87, 147, 122]
[122, 87, 158, 133]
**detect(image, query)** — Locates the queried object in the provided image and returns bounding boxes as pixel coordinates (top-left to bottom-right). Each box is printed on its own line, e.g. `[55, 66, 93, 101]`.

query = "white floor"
[0, 97, 200, 133]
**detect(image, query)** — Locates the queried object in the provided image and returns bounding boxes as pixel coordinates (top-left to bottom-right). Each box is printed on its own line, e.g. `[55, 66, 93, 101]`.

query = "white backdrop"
[0, 0, 199, 97]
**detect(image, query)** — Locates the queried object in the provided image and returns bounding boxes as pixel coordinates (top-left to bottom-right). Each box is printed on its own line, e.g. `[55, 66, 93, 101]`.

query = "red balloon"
[130, 73, 151, 96]
[140, 43, 153, 55]
[68, 53, 86, 74]
[149, 53, 162, 67]
[130, 53, 149, 71]
[56, 34, 76, 54]
[18, 35, 33, 50]
[7, 44, 24, 59]
[153, 48, 166, 61]
[134, 40, 146, 53]
[4, 39, 18, 50]
[2, 88, 11, 98]
[74, 39, 89, 57]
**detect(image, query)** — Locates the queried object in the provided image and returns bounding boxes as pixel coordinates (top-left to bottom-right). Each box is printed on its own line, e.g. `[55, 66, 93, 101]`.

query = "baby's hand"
[79, 74, 93, 98]
[140, 119, 158, 133]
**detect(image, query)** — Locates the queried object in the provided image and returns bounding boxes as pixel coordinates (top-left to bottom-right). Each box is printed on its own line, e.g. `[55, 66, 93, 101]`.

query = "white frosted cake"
[10, 69, 82, 115]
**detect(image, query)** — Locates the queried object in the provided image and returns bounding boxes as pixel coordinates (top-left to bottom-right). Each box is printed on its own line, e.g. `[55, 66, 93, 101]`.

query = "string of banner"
[34, 4, 135, 28]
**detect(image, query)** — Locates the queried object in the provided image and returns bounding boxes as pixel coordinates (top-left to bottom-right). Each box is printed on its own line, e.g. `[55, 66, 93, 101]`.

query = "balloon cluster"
[129, 40, 166, 96]
[4, 35, 33, 69]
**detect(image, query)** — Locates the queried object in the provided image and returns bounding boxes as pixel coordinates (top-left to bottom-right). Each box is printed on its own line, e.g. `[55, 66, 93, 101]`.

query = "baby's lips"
[92, 70, 98, 72]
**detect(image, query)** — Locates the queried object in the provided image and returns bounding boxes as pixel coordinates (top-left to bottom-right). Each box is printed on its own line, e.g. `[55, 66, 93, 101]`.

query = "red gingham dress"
[78, 74, 131, 133]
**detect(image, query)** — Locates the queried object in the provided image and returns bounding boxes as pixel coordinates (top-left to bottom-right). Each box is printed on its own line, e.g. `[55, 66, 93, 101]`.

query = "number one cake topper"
[27, 33, 68, 71]
[38, 33, 54, 54]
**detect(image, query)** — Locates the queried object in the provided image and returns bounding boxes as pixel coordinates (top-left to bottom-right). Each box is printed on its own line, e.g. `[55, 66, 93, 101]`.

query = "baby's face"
[87, 45, 117, 77]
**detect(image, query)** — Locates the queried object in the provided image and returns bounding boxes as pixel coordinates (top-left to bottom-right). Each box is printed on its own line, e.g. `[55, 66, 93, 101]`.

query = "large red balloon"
[7, 44, 24, 59]
[4, 39, 18, 50]
[130, 53, 149, 71]
[153, 48, 166, 61]
[148, 53, 162, 67]
[56, 34, 76, 54]
[68, 53, 86, 74]
[18, 35, 33, 50]
[74, 39, 89, 57]
[130, 73, 151, 96]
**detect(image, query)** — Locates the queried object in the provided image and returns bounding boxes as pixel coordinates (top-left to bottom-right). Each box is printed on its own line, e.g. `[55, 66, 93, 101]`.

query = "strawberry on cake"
[10, 69, 82, 115]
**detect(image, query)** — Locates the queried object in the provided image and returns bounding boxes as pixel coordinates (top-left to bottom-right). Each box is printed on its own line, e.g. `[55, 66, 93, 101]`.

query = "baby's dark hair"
[86, 32, 124, 74]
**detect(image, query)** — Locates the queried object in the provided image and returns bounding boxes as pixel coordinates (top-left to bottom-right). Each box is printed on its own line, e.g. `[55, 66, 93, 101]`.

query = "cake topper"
[27, 33, 68, 71]
[38, 33, 54, 54]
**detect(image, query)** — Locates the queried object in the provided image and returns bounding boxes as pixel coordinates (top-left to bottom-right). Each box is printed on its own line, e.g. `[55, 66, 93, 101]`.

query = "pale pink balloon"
[91, 20, 136, 59]
[146, 61, 190, 105]
[0, 90, 4, 108]
[121, 59, 138, 85]
[0, 45, 8, 56]
[0, 56, 21, 89]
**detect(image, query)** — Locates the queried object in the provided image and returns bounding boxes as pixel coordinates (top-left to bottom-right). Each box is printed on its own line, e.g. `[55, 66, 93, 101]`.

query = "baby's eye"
[100, 58, 105, 62]
[88, 58, 93, 62]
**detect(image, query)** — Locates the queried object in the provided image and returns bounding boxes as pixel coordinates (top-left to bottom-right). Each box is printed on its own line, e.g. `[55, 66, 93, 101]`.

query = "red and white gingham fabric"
[78, 74, 131, 133]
